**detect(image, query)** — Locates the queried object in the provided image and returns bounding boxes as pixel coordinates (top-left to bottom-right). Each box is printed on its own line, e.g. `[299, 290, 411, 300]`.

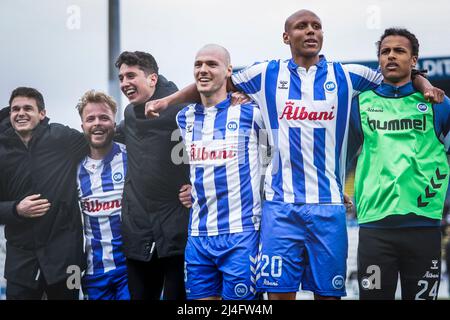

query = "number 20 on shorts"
[260, 255, 283, 278]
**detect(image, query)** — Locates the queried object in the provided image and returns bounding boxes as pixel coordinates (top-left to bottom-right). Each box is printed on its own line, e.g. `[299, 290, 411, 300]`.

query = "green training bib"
[355, 90, 448, 223]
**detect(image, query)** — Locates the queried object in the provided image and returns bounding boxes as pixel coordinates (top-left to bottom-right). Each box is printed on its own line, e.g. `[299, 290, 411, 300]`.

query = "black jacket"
[0, 117, 88, 288]
[118, 75, 190, 261]
[0, 106, 9, 133]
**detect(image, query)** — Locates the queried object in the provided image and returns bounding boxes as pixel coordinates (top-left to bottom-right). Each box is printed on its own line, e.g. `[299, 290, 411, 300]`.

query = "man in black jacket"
[115, 51, 190, 300]
[0, 87, 88, 299]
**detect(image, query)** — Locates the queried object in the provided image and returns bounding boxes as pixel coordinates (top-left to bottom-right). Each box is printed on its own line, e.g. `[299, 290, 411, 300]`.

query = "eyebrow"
[381, 46, 408, 50]
[119, 71, 136, 77]
[11, 104, 34, 109]
[195, 59, 220, 64]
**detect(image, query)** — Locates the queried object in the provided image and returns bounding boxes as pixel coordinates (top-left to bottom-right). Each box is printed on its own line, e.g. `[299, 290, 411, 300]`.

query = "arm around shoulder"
[145, 83, 201, 118]
[413, 75, 445, 104]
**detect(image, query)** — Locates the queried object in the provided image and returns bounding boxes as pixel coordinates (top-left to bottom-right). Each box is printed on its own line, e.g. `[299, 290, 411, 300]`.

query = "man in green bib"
[348, 28, 450, 300]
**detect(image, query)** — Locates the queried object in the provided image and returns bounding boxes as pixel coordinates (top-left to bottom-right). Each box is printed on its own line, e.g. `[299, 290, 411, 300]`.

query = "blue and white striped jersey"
[77, 142, 127, 276]
[176, 96, 263, 236]
[231, 56, 382, 204]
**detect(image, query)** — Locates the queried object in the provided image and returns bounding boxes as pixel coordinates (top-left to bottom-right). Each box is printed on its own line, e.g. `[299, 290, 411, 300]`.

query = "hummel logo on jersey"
[278, 80, 288, 89]
[431, 260, 439, 270]
[367, 115, 426, 132]
[186, 124, 193, 133]
[279, 101, 335, 121]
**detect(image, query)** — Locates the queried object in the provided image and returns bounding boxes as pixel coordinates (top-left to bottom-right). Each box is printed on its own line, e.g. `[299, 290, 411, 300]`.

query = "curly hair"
[377, 28, 419, 57]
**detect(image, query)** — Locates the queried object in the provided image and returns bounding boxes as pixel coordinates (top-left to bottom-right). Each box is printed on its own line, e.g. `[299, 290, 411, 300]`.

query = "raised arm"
[145, 78, 238, 118]
[145, 83, 200, 118]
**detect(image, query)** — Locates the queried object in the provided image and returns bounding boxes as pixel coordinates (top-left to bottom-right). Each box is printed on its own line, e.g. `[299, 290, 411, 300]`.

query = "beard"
[88, 130, 114, 149]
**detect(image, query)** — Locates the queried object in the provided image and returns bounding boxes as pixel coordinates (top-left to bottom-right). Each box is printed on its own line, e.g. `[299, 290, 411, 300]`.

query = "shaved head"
[284, 9, 321, 32]
[196, 44, 231, 66]
[194, 44, 232, 105]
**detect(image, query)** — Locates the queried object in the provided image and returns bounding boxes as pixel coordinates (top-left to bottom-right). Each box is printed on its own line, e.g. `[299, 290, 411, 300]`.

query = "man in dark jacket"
[0, 87, 88, 299]
[115, 51, 190, 300]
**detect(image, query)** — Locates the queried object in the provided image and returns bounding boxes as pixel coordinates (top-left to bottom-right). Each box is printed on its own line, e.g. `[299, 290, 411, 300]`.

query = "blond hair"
[76, 90, 117, 117]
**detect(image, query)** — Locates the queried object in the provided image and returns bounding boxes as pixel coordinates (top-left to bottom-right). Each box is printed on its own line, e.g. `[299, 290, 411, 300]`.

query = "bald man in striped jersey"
[176, 44, 265, 300]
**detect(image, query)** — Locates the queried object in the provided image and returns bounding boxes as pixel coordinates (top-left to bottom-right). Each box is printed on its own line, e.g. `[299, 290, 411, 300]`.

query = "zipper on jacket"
[35, 269, 40, 281]
[150, 242, 156, 254]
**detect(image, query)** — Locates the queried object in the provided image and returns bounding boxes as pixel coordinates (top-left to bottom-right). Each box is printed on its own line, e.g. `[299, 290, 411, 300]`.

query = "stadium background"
[1, 0, 450, 299]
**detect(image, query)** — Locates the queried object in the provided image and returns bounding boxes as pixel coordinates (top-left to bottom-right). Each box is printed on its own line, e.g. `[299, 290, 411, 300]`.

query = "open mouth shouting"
[90, 127, 107, 138]
[88, 126, 113, 148]
[124, 87, 137, 100]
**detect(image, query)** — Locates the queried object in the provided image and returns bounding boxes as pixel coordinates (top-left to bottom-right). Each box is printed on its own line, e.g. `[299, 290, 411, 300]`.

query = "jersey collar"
[375, 81, 415, 98]
[288, 55, 327, 71]
[101, 142, 121, 165]
[194, 94, 232, 113]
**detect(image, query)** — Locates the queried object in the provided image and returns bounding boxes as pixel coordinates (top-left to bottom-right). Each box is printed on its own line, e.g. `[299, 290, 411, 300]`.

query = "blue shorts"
[82, 266, 130, 300]
[185, 231, 259, 300]
[257, 201, 348, 297]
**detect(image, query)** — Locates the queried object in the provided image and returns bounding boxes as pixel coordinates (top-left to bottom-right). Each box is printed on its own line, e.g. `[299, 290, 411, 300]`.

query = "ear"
[146, 73, 158, 87]
[81, 123, 85, 132]
[411, 56, 418, 68]
[39, 109, 46, 120]
[226, 64, 233, 77]
[283, 32, 290, 45]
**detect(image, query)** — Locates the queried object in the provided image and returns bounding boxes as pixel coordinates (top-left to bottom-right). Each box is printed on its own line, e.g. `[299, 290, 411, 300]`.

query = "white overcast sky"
[1, 0, 450, 129]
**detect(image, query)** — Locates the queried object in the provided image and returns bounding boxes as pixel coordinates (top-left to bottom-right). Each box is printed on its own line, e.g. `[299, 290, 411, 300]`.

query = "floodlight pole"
[108, 0, 122, 121]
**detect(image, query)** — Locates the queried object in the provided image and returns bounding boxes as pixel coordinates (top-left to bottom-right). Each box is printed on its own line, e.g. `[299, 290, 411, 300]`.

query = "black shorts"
[357, 227, 441, 300]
